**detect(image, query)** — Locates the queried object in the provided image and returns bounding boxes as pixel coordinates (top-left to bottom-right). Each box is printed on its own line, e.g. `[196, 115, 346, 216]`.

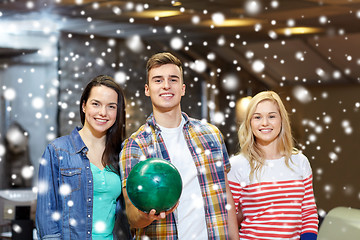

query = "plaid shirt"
[120, 112, 231, 240]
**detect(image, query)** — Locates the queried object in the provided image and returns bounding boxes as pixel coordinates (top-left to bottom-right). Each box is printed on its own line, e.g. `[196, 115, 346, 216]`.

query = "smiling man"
[119, 52, 239, 240]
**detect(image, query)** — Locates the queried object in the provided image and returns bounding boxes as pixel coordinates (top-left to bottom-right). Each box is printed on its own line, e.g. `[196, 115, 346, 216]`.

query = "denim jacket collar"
[71, 126, 87, 154]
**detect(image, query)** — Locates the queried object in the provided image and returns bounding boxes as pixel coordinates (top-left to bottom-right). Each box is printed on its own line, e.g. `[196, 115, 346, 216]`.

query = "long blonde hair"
[238, 91, 298, 181]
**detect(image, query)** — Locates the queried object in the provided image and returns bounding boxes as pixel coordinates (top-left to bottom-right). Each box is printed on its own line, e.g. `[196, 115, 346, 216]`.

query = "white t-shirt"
[158, 117, 208, 239]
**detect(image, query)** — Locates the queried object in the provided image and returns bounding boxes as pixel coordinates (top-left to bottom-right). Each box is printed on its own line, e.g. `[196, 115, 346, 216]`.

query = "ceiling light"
[236, 96, 252, 122]
[201, 18, 260, 27]
[129, 10, 181, 18]
[274, 27, 323, 35]
[172, 1, 182, 7]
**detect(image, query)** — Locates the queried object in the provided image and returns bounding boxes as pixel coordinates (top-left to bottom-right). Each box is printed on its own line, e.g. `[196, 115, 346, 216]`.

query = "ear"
[82, 101, 86, 113]
[181, 83, 186, 96]
[145, 84, 150, 97]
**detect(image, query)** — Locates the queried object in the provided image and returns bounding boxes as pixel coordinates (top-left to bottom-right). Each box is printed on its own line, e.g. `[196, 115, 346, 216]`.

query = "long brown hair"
[80, 75, 126, 174]
[238, 91, 298, 181]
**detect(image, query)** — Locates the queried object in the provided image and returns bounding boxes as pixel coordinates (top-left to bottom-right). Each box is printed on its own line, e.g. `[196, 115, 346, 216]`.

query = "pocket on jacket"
[60, 168, 81, 192]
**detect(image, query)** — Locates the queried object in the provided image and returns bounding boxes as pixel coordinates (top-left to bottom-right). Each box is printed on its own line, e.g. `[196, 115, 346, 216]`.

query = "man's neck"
[153, 107, 182, 128]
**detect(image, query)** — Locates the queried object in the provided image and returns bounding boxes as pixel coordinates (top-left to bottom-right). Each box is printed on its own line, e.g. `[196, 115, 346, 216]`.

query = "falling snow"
[0, 0, 358, 233]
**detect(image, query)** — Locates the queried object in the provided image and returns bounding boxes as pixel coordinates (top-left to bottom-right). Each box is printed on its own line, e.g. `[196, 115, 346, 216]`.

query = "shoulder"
[187, 119, 226, 149]
[50, 127, 85, 150]
[41, 134, 74, 166]
[229, 153, 249, 168]
[291, 151, 310, 165]
[123, 123, 153, 148]
[127, 124, 148, 139]
[128, 123, 154, 140]
[187, 117, 221, 135]
[228, 153, 250, 183]
[48, 134, 72, 150]
[291, 151, 313, 177]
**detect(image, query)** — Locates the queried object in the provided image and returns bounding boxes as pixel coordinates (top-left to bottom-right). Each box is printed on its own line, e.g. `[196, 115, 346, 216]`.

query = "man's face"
[145, 63, 185, 113]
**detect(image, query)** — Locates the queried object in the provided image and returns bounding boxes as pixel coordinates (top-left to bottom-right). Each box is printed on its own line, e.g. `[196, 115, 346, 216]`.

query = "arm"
[119, 138, 176, 229]
[300, 174, 318, 240]
[35, 145, 61, 239]
[225, 174, 240, 240]
[123, 186, 176, 228]
[228, 175, 244, 228]
[218, 131, 240, 239]
[236, 207, 244, 228]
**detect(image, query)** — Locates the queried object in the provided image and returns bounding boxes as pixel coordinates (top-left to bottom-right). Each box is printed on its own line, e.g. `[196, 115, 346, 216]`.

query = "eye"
[109, 105, 117, 109]
[92, 102, 99, 106]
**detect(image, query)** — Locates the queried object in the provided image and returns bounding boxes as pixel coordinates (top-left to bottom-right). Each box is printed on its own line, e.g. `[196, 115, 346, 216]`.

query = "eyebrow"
[253, 111, 278, 115]
[151, 75, 180, 79]
[90, 99, 118, 105]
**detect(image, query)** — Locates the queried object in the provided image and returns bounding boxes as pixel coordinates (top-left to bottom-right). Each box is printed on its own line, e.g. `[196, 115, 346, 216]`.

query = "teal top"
[90, 163, 122, 240]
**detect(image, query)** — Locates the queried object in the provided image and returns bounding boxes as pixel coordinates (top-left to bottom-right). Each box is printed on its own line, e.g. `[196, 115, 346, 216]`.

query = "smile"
[160, 93, 174, 97]
[259, 129, 272, 133]
[96, 119, 108, 123]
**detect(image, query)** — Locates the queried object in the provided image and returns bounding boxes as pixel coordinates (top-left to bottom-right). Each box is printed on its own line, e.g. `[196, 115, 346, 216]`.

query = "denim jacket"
[35, 127, 125, 240]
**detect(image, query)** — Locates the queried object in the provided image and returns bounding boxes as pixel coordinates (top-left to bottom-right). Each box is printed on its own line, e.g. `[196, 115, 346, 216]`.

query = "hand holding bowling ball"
[126, 158, 182, 213]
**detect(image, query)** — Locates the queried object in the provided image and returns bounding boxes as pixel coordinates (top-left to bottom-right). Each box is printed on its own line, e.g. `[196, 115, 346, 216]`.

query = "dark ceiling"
[1, 0, 360, 88]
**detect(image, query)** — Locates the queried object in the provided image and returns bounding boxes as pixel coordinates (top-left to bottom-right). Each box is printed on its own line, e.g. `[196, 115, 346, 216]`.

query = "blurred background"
[0, 0, 359, 238]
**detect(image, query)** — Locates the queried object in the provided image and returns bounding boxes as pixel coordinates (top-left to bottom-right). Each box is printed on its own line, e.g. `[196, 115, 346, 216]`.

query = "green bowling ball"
[126, 158, 182, 213]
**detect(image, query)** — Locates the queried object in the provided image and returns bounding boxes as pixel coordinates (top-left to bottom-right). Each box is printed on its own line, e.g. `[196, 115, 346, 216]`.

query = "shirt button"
[87, 231, 90, 234]
[89, 180, 91, 183]
[86, 166, 89, 169]
[88, 215, 91, 218]
[88, 198, 91, 202]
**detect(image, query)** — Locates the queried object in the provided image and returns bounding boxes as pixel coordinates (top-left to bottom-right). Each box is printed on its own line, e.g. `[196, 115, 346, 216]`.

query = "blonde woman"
[228, 91, 318, 240]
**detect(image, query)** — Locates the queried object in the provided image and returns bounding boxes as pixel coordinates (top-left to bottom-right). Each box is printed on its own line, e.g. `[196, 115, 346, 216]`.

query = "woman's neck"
[258, 141, 283, 160]
[79, 126, 107, 169]
[79, 126, 106, 146]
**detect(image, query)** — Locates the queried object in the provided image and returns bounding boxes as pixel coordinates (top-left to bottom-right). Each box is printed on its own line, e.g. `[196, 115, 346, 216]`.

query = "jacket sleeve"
[35, 144, 62, 239]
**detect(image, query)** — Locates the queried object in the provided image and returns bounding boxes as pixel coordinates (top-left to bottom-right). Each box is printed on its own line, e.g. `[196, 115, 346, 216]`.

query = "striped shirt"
[119, 112, 231, 239]
[228, 153, 318, 240]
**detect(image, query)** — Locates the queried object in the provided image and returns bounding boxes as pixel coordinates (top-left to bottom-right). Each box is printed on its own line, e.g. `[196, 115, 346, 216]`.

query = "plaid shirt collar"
[145, 112, 190, 131]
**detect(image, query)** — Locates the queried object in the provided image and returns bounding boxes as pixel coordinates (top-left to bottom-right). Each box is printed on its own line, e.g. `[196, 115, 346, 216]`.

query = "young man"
[119, 52, 239, 239]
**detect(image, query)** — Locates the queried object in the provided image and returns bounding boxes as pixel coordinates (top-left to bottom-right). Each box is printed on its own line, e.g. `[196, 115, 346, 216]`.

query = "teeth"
[97, 119, 107, 122]
[161, 94, 173, 97]
[260, 129, 271, 132]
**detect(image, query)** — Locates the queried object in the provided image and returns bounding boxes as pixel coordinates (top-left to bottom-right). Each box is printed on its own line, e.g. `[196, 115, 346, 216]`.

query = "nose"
[99, 106, 107, 116]
[162, 79, 170, 89]
[261, 117, 269, 126]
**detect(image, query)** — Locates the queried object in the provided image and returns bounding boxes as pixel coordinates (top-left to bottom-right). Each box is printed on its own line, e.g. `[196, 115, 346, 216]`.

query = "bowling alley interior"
[0, 0, 360, 239]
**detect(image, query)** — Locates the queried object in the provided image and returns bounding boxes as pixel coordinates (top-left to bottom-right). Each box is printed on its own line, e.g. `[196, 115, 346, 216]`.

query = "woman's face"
[82, 85, 118, 136]
[250, 100, 282, 147]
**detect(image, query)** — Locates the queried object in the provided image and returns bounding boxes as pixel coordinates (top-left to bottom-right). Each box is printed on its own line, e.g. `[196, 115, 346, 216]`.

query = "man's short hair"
[146, 52, 183, 84]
